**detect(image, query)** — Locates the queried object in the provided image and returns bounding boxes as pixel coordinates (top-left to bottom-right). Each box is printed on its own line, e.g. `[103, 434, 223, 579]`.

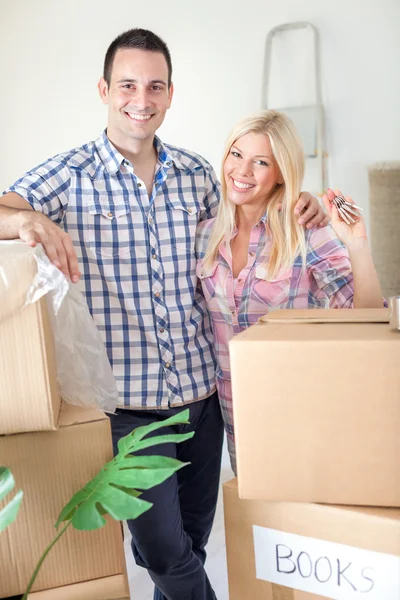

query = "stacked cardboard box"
[225, 309, 400, 599]
[0, 243, 130, 599]
[0, 242, 61, 434]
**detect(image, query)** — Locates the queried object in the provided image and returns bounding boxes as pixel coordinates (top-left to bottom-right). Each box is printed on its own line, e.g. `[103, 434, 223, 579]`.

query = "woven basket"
[369, 162, 400, 298]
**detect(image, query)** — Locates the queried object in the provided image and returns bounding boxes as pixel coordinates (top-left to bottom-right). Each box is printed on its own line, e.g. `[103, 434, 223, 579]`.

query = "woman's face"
[223, 132, 283, 211]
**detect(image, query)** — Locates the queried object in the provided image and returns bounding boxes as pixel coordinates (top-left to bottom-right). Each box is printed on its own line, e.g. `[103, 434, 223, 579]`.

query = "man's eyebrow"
[116, 78, 167, 85]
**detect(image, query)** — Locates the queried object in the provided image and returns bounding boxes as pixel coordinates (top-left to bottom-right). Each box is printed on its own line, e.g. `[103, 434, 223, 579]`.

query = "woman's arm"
[322, 188, 384, 308]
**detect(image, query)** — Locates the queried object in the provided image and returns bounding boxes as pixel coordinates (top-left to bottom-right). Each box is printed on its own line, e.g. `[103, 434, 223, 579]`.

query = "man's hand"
[18, 211, 81, 282]
[0, 193, 81, 282]
[294, 192, 329, 229]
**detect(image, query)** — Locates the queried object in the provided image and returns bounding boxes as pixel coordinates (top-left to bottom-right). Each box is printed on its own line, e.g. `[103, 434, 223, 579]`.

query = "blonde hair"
[203, 110, 307, 279]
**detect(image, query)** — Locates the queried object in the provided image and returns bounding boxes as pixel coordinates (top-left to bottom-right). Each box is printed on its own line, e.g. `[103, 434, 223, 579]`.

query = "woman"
[196, 110, 384, 473]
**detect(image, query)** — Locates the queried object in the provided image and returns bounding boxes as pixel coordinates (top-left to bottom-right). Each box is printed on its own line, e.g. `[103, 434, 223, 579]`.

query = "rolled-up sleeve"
[3, 159, 71, 224]
[307, 225, 354, 308]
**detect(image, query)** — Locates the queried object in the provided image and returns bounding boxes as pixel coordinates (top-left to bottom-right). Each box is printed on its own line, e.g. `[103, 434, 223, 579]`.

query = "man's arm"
[0, 193, 80, 282]
[294, 192, 329, 229]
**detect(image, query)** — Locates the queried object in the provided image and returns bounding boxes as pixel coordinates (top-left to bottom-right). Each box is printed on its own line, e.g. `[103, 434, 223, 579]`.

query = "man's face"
[98, 48, 173, 145]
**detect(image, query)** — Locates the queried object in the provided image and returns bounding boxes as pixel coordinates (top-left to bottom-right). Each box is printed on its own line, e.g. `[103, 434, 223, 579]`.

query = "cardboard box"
[27, 574, 130, 599]
[0, 404, 127, 598]
[223, 478, 400, 600]
[229, 308, 400, 506]
[0, 241, 61, 434]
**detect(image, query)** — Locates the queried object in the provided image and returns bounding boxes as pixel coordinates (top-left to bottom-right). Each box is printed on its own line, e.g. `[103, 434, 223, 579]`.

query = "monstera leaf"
[0, 467, 23, 533]
[56, 408, 194, 530]
[23, 408, 194, 598]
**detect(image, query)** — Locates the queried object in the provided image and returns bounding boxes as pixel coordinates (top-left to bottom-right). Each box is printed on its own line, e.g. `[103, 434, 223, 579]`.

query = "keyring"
[332, 195, 363, 224]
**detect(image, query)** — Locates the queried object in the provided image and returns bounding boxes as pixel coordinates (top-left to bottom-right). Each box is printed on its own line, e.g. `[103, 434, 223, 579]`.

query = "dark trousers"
[109, 392, 224, 600]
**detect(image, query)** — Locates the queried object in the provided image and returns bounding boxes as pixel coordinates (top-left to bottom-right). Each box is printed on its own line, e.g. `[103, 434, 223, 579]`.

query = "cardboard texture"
[229, 308, 400, 506]
[27, 574, 130, 599]
[0, 242, 61, 434]
[0, 403, 127, 598]
[223, 478, 400, 600]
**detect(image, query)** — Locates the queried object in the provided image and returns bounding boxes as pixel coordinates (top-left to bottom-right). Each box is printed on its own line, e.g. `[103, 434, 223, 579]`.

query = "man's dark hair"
[103, 28, 172, 87]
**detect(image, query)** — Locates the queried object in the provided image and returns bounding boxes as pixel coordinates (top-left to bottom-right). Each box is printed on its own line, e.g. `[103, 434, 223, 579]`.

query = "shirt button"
[123, 159, 129, 166]
[148, 217, 153, 224]
[152, 253, 157, 259]
[137, 182, 142, 188]
[155, 292, 160, 298]
[107, 211, 113, 218]
[166, 161, 172, 166]
[165, 362, 171, 368]
[159, 328, 165, 333]
[187, 208, 193, 214]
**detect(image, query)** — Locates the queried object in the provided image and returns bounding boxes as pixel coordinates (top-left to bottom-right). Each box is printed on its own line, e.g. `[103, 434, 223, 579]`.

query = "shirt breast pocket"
[253, 264, 293, 307]
[162, 198, 199, 251]
[196, 261, 219, 310]
[85, 204, 133, 258]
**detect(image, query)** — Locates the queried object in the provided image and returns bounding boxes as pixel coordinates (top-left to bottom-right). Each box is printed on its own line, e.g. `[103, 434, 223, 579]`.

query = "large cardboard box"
[27, 574, 130, 599]
[0, 241, 61, 434]
[229, 308, 400, 506]
[223, 478, 400, 600]
[0, 403, 127, 598]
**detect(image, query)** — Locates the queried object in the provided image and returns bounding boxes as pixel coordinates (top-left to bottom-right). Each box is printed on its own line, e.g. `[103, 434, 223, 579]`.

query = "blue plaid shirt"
[5, 131, 219, 409]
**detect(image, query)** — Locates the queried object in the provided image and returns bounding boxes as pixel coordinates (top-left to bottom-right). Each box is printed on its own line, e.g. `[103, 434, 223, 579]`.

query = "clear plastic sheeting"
[0, 241, 118, 413]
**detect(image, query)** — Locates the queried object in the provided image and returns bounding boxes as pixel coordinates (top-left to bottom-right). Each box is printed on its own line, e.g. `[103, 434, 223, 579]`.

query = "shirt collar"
[94, 131, 187, 176]
[230, 210, 268, 239]
[153, 136, 186, 170]
[217, 211, 268, 263]
[94, 131, 125, 175]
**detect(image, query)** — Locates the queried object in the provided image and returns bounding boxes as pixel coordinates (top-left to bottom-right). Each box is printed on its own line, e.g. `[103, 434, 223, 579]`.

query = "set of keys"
[332, 195, 363, 225]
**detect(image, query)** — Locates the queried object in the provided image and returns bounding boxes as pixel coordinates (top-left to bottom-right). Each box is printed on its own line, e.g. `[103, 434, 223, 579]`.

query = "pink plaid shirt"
[195, 215, 354, 471]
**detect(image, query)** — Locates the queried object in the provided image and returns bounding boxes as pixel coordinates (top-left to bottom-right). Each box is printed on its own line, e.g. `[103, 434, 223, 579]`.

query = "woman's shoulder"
[195, 217, 217, 258]
[196, 216, 217, 234]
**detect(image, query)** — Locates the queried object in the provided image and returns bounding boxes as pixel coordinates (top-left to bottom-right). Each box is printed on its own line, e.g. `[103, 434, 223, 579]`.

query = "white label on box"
[253, 525, 400, 600]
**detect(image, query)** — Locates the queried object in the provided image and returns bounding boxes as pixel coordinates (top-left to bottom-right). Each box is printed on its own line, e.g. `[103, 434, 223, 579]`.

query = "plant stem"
[22, 520, 71, 599]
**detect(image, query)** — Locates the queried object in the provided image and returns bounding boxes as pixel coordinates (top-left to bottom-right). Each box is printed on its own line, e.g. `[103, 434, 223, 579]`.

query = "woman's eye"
[231, 151, 240, 158]
[256, 160, 268, 166]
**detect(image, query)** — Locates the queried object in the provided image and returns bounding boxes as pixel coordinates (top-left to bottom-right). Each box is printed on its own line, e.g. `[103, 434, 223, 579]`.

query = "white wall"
[1, 0, 399, 228]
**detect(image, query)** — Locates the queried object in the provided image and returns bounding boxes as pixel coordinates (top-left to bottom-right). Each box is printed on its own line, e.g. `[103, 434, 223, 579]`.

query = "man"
[0, 29, 327, 599]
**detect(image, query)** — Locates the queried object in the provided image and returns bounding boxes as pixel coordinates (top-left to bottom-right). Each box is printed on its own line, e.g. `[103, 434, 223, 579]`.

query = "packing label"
[253, 525, 400, 599]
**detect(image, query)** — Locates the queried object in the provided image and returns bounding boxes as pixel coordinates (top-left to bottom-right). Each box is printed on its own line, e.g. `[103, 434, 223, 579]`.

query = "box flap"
[58, 401, 108, 428]
[259, 308, 389, 325]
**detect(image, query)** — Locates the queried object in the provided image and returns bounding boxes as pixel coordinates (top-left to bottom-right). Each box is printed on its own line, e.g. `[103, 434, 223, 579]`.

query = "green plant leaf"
[117, 407, 191, 455]
[55, 407, 193, 531]
[0, 467, 23, 533]
[124, 432, 194, 453]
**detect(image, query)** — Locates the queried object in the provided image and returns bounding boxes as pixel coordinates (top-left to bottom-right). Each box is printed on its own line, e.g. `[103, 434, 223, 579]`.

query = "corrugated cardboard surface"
[0, 404, 126, 598]
[223, 478, 400, 600]
[27, 574, 130, 599]
[229, 308, 400, 506]
[0, 243, 61, 434]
